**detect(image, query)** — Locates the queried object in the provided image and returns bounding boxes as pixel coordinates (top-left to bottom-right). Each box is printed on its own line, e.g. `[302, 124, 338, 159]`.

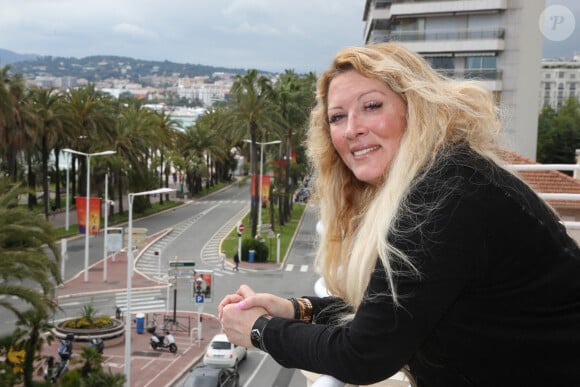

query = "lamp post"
[125, 187, 175, 387]
[65, 151, 71, 231]
[62, 148, 116, 282]
[243, 139, 281, 233]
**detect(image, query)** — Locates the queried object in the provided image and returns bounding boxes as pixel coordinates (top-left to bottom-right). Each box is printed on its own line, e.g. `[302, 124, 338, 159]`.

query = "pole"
[197, 305, 203, 342]
[237, 222, 242, 265]
[125, 193, 134, 387]
[61, 238, 67, 280]
[65, 152, 70, 231]
[258, 141, 264, 234]
[103, 171, 108, 282]
[84, 155, 91, 282]
[173, 286, 177, 323]
[276, 233, 281, 264]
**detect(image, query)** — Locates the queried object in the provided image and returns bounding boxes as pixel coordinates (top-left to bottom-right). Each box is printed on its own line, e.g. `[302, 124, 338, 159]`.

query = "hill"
[1, 49, 255, 82]
[0, 48, 39, 65]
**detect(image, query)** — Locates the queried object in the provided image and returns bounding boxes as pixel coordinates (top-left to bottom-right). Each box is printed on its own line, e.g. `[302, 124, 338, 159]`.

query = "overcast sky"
[0, 0, 578, 75]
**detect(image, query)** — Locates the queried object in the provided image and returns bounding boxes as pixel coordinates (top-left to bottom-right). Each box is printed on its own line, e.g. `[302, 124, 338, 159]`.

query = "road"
[1, 179, 320, 386]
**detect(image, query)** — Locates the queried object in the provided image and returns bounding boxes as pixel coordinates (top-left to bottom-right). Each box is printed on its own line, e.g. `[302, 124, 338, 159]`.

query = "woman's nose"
[344, 112, 366, 139]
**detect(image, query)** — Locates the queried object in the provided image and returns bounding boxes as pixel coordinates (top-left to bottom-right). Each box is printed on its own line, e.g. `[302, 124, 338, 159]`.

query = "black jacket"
[263, 146, 580, 386]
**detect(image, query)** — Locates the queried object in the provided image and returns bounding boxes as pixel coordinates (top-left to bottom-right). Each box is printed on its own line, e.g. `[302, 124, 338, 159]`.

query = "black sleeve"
[303, 296, 354, 325]
[262, 174, 487, 385]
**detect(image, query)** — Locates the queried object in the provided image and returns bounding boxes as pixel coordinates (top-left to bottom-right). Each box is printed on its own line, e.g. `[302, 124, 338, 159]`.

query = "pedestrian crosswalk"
[284, 264, 309, 272]
[134, 201, 313, 282]
[115, 288, 167, 314]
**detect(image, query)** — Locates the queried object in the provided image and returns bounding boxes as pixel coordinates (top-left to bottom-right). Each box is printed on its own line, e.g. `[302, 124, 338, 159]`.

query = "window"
[466, 56, 496, 69]
[465, 56, 497, 79]
[430, 57, 454, 69]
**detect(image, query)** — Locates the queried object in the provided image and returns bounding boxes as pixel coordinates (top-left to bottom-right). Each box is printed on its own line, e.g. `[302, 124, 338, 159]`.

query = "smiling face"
[327, 69, 407, 186]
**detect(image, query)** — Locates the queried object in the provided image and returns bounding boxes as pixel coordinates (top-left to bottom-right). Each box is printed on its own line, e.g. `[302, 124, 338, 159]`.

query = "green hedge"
[241, 237, 269, 262]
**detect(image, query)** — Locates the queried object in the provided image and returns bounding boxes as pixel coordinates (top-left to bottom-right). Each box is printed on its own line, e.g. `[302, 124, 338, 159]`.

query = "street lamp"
[243, 139, 281, 233]
[64, 151, 71, 231]
[62, 149, 116, 282]
[125, 187, 175, 387]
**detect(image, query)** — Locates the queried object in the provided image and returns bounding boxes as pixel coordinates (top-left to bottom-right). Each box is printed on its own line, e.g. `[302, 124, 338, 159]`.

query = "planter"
[53, 318, 125, 348]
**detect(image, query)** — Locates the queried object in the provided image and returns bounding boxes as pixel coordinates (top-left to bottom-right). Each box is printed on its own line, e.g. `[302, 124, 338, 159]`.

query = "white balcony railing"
[507, 164, 580, 229]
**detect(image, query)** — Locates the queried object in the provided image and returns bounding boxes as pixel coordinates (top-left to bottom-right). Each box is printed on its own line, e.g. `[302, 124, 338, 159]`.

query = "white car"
[203, 333, 247, 369]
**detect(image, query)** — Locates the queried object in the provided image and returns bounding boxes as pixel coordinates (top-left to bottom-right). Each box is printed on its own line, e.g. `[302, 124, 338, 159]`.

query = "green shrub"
[241, 238, 269, 262]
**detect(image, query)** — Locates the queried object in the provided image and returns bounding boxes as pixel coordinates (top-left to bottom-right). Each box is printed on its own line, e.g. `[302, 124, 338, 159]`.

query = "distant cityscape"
[0, 48, 278, 128]
[2, 34, 580, 134]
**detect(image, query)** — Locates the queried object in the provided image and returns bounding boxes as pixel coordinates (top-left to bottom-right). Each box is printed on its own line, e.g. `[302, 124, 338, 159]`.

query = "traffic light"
[194, 276, 205, 294]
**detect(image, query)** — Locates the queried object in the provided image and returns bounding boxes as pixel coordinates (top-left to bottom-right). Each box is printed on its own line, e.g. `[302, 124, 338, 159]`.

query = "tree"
[537, 97, 580, 165]
[12, 307, 56, 387]
[28, 87, 67, 219]
[274, 70, 316, 224]
[150, 110, 180, 204]
[0, 181, 61, 386]
[62, 84, 116, 198]
[230, 70, 281, 237]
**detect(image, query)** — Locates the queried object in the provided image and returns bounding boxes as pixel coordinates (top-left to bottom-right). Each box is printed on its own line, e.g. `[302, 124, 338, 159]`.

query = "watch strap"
[250, 315, 271, 351]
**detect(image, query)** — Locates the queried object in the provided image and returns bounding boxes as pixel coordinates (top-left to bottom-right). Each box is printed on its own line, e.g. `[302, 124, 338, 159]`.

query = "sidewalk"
[40, 217, 219, 386]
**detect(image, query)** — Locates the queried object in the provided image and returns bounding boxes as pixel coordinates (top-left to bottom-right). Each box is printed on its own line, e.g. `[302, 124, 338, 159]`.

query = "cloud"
[112, 23, 159, 40]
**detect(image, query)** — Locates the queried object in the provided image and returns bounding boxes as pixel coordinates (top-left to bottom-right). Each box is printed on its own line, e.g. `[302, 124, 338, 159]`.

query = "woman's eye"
[328, 113, 345, 124]
[364, 101, 383, 110]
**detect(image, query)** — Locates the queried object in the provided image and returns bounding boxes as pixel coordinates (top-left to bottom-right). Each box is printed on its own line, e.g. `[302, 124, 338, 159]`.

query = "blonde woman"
[219, 43, 580, 386]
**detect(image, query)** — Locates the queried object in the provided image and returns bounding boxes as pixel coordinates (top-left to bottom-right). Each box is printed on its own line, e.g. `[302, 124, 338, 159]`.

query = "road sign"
[191, 270, 214, 303]
[238, 223, 245, 233]
[169, 261, 196, 268]
[195, 294, 205, 304]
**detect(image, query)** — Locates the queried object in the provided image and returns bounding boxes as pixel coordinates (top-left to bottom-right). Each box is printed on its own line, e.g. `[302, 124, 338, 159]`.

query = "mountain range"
[0, 48, 255, 81]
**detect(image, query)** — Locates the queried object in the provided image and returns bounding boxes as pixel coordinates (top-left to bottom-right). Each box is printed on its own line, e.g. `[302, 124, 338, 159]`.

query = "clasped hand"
[218, 284, 294, 348]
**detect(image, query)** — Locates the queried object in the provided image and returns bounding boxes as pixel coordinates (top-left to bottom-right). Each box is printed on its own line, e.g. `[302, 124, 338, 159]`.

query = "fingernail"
[235, 301, 246, 309]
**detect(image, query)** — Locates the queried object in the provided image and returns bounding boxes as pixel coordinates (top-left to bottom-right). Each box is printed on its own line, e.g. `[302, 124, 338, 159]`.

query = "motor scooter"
[44, 333, 74, 383]
[148, 326, 177, 353]
[88, 337, 104, 354]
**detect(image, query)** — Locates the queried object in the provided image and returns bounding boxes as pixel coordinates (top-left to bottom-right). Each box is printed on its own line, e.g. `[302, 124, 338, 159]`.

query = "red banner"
[75, 197, 101, 235]
[251, 175, 271, 204]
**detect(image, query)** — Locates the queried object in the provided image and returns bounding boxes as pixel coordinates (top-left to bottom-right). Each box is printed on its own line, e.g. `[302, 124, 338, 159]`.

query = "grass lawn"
[219, 203, 307, 263]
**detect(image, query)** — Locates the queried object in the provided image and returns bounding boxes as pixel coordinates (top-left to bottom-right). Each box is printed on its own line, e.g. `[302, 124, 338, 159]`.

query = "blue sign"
[195, 294, 205, 304]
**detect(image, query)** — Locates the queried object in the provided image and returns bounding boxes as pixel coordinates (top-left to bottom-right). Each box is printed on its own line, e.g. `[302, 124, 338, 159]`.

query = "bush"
[241, 238, 269, 262]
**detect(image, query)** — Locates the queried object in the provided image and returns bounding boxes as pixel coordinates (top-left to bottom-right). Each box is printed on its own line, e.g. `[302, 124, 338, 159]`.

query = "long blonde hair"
[307, 43, 501, 309]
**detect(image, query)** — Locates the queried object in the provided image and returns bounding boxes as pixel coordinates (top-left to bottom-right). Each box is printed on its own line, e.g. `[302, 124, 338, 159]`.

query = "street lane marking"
[285, 264, 294, 271]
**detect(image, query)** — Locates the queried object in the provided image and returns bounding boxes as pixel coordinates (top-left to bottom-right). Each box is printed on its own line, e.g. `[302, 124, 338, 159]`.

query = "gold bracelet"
[297, 297, 313, 323]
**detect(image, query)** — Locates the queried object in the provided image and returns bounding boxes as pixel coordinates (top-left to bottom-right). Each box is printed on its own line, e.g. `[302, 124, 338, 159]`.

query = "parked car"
[203, 333, 247, 369]
[183, 366, 239, 387]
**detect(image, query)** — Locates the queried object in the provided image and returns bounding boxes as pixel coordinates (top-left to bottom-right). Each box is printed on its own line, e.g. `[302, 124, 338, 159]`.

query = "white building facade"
[362, 0, 544, 160]
[540, 55, 580, 110]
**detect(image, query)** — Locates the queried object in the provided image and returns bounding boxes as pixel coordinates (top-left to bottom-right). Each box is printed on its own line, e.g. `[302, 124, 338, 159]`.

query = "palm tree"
[113, 99, 158, 213]
[230, 70, 282, 237]
[0, 181, 61, 386]
[62, 84, 116, 198]
[0, 72, 35, 184]
[28, 87, 67, 219]
[12, 307, 56, 387]
[274, 70, 316, 223]
[190, 109, 230, 190]
[151, 109, 180, 204]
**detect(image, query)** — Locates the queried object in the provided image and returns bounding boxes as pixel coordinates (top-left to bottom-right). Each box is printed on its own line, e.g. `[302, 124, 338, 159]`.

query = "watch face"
[251, 328, 260, 340]
[251, 328, 261, 348]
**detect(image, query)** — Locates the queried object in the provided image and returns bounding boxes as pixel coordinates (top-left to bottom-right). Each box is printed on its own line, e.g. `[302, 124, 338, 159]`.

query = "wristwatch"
[250, 315, 271, 351]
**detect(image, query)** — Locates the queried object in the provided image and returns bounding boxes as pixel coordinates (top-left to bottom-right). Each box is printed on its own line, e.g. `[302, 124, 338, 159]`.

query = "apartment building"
[540, 55, 580, 110]
[362, 0, 544, 160]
